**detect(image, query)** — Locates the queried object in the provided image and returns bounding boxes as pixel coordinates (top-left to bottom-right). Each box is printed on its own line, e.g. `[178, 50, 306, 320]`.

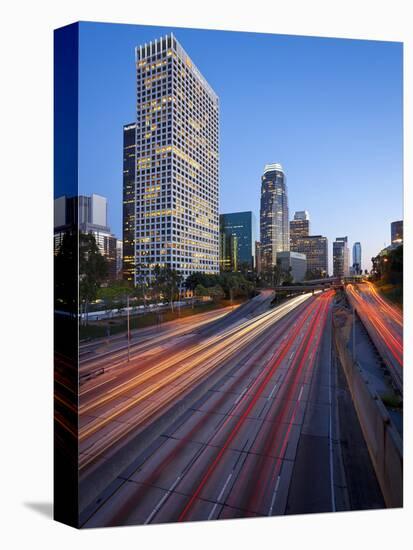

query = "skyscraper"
[260, 163, 289, 272]
[54, 194, 118, 280]
[219, 232, 238, 272]
[219, 211, 256, 271]
[290, 210, 310, 250]
[352, 242, 362, 274]
[391, 220, 403, 245]
[122, 122, 136, 282]
[129, 33, 219, 285]
[255, 241, 262, 275]
[294, 235, 328, 278]
[333, 236, 350, 278]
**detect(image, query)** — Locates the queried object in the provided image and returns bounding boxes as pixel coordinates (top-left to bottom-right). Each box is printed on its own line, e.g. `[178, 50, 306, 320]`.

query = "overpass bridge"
[273, 284, 341, 293]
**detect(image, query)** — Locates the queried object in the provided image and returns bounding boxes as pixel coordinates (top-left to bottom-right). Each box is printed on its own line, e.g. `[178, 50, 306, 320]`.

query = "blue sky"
[78, 22, 403, 272]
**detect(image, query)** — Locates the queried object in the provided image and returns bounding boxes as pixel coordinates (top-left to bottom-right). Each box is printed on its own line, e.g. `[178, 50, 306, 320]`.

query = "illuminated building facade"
[260, 163, 289, 272]
[290, 210, 310, 249]
[255, 241, 262, 275]
[291, 234, 328, 277]
[219, 231, 238, 272]
[131, 33, 219, 284]
[122, 123, 136, 282]
[333, 236, 350, 278]
[352, 241, 362, 274]
[219, 211, 256, 271]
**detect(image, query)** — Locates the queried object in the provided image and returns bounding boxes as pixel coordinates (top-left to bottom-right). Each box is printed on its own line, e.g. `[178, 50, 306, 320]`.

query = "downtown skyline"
[76, 22, 403, 273]
[52, 22, 404, 529]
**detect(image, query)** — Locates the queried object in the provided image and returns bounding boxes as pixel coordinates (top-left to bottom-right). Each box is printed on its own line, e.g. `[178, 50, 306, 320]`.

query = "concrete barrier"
[333, 313, 403, 508]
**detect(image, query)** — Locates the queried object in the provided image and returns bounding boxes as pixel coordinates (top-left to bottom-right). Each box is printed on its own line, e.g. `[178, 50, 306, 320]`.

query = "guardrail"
[333, 315, 403, 508]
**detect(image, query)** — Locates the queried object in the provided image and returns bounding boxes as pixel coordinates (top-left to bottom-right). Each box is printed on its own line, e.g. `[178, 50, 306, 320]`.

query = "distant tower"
[122, 122, 136, 282]
[290, 210, 310, 249]
[333, 236, 350, 278]
[219, 211, 256, 271]
[352, 242, 362, 274]
[260, 163, 289, 272]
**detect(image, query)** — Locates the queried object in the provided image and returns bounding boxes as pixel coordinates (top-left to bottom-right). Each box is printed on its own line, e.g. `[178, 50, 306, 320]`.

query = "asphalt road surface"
[346, 282, 402, 393]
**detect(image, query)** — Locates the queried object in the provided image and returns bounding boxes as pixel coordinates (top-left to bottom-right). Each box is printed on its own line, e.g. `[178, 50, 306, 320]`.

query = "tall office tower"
[54, 194, 118, 280]
[333, 236, 350, 278]
[219, 211, 256, 271]
[295, 235, 328, 277]
[255, 241, 262, 275]
[290, 210, 310, 250]
[131, 33, 219, 285]
[391, 220, 403, 245]
[260, 163, 289, 272]
[219, 232, 238, 272]
[352, 241, 362, 274]
[123, 122, 136, 282]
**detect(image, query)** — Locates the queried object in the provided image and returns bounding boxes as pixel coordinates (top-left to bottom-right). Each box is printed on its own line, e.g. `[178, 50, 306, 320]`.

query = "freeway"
[79, 291, 274, 380]
[78, 291, 309, 472]
[80, 289, 351, 526]
[346, 282, 403, 392]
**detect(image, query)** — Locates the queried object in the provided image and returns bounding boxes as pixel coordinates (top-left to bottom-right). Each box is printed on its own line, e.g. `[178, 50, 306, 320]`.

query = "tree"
[132, 263, 151, 312]
[281, 266, 294, 286]
[209, 284, 225, 303]
[98, 280, 132, 317]
[79, 233, 108, 324]
[55, 231, 77, 313]
[185, 272, 216, 291]
[304, 268, 325, 281]
[194, 284, 209, 299]
[153, 264, 183, 311]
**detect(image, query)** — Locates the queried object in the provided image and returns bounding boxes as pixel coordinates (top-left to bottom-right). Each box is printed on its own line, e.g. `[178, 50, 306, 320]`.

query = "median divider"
[333, 311, 403, 508]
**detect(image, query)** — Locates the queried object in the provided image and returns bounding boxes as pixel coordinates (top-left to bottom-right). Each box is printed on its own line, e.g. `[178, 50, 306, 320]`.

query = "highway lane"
[78, 292, 312, 473]
[346, 282, 402, 392]
[79, 291, 274, 380]
[82, 290, 338, 526]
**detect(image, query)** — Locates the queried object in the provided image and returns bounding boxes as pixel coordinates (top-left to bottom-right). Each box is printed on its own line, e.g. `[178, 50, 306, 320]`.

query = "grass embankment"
[79, 298, 246, 341]
[374, 281, 403, 309]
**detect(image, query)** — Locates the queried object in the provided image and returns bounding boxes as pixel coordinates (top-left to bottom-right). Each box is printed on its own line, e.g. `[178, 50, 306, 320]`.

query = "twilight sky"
[78, 22, 403, 273]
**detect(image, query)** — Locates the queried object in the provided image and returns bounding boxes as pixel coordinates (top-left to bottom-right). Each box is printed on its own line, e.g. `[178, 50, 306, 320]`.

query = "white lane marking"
[207, 471, 234, 520]
[268, 475, 281, 515]
[289, 351, 295, 361]
[298, 385, 304, 401]
[268, 383, 278, 400]
[234, 387, 248, 405]
[144, 474, 182, 524]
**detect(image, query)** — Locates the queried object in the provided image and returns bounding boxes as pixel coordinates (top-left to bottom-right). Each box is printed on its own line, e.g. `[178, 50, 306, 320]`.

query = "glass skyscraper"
[219, 211, 256, 271]
[128, 33, 219, 284]
[333, 236, 350, 278]
[122, 122, 136, 282]
[352, 241, 362, 274]
[260, 163, 289, 272]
